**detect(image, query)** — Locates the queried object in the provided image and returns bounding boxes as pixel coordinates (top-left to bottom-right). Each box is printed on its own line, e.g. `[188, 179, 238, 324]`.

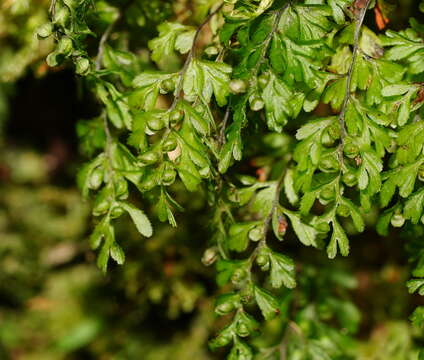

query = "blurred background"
[0, 0, 423, 359]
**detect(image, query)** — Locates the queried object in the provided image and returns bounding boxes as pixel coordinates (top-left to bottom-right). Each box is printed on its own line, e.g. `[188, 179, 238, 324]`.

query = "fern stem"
[252, 2, 290, 77]
[337, 0, 371, 156]
[170, 3, 224, 110]
[339, 0, 371, 143]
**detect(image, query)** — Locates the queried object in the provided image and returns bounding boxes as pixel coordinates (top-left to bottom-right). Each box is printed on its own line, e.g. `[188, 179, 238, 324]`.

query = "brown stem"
[337, 0, 371, 160]
[170, 3, 224, 110]
[95, 0, 136, 71]
[252, 3, 289, 76]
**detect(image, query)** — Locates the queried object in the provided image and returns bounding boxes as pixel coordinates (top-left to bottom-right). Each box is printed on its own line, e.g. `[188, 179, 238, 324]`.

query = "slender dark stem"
[102, 112, 117, 202]
[337, 0, 371, 154]
[95, 0, 136, 71]
[252, 3, 289, 76]
[170, 3, 224, 110]
[218, 1, 289, 147]
[219, 103, 231, 146]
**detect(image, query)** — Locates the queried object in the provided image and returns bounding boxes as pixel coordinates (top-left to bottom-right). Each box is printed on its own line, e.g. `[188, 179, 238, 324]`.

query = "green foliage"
[16, 0, 424, 357]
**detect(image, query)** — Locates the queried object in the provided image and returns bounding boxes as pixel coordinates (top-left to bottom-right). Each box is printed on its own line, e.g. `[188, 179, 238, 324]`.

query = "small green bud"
[57, 36, 73, 56]
[193, 104, 203, 114]
[239, 285, 254, 303]
[250, 97, 264, 111]
[46, 52, 60, 67]
[230, 79, 247, 94]
[162, 168, 176, 185]
[319, 156, 339, 172]
[256, 254, 269, 267]
[37, 23, 54, 38]
[320, 187, 335, 201]
[315, 222, 330, 233]
[391, 213, 405, 228]
[248, 226, 263, 242]
[236, 323, 250, 337]
[88, 167, 103, 190]
[205, 45, 219, 57]
[199, 166, 210, 178]
[162, 136, 178, 152]
[212, 333, 232, 347]
[53, 5, 71, 27]
[328, 124, 341, 140]
[342, 172, 357, 187]
[336, 204, 350, 217]
[169, 110, 184, 125]
[75, 57, 90, 75]
[147, 117, 165, 131]
[343, 143, 359, 158]
[110, 205, 125, 218]
[138, 151, 161, 165]
[216, 302, 234, 315]
[231, 268, 247, 284]
[161, 79, 175, 93]
[258, 73, 270, 89]
[93, 198, 110, 216]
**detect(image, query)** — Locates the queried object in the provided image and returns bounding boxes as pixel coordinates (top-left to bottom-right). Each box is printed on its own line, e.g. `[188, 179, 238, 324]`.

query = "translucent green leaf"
[96, 223, 115, 273]
[382, 84, 416, 97]
[285, 210, 318, 247]
[110, 242, 125, 265]
[296, 117, 335, 140]
[184, 59, 232, 106]
[216, 259, 249, 286]
[339, 198, 365, 232]
[120, 203, 153, 237]
[269, 250, 296, 289]
[410, 306, 424, 327]
[228, 222, 261, 252]
[148, 22, 195, 64]
[407, 279, 424, 295]
[284, 169, 299, 205]
[327, 219, 349, 259]
[262, 72, 304, 132]
[254, 286, 280, 320]
[404, 189, 424, 224]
